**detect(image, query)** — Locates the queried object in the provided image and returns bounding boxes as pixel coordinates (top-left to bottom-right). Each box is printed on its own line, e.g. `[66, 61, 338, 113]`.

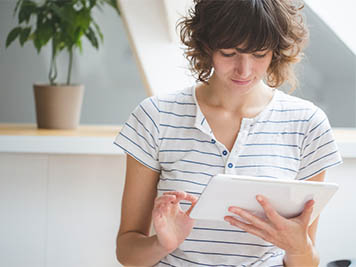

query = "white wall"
[304, 0, 356, 54]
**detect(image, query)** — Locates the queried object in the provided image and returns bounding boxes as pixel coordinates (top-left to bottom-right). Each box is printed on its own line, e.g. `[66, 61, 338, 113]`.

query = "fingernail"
[308, 199, 314, 207]
[256, 195, 263, 202]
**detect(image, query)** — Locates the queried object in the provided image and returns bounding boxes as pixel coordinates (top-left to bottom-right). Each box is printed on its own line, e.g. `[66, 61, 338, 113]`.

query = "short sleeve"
[114, 96, 161, 172]
[295, 107, 343, 180]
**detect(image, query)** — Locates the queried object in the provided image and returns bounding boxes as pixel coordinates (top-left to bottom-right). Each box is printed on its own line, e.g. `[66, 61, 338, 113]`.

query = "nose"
[234, 54, 252, 79]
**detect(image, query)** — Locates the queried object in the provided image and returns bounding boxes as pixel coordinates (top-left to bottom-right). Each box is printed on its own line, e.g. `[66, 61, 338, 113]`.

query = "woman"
[115, 0, 342, 266]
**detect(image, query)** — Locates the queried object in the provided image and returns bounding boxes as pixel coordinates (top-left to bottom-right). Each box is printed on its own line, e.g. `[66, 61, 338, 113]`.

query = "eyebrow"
[234, 48, 268, 54]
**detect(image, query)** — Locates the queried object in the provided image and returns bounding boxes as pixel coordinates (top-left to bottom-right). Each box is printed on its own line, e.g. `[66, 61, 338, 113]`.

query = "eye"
[252, 52, 268, 58]
[220, 51, 236, 57]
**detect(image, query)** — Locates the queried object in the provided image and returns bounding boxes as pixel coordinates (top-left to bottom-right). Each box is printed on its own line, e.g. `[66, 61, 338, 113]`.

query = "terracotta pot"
[33, 84, 84, 129]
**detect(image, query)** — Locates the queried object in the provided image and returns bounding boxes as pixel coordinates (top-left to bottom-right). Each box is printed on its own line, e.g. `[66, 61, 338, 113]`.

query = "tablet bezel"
[189, 174, 338, 224]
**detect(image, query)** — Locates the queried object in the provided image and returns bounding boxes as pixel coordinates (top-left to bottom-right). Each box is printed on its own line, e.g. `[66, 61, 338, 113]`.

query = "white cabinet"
[0, 153, 125, 267]
[46, 155, 125, 267]
[0, 154, 48, 267]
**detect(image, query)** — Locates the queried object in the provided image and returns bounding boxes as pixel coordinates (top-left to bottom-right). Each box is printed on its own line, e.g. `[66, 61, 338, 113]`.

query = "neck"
[197, 76, 274, 117]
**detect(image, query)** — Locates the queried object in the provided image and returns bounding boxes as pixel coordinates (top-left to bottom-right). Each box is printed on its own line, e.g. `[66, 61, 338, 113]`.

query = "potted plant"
[6, 0, 120, 129]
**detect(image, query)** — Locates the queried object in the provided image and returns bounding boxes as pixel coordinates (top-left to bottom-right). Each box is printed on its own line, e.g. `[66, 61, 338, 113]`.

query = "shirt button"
[222, 150, 228, 156]
[228, 163, 233, 168]
[211, 139, 216, 144]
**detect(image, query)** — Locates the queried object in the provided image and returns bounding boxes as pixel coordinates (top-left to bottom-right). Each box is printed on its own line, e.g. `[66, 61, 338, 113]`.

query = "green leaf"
[61, 4, 77, 23]
[93, 21, 103, 41]
[85, 26, 99, 49]
[38, 27, 51, 46]
[19, 0, 37, 24]
[19, 27, 31, 45]
[78, 39, 83, 53]
[54, 35, 66, 52]
[32, 7, 53, 49]
[33, 32, 42, 53]
[33, 20, 52, 52]
[73, 27, 84, 45]
[76, 9, 91, 30]
[14, 0, 24, 16]
[89, 0, 97, 8]
[6, 27, 22, 48]
[50, 4, 73, 24]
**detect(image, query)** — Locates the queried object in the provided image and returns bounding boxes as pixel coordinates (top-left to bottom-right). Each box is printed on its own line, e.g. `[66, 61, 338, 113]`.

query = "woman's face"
[211, 47, 273, 95]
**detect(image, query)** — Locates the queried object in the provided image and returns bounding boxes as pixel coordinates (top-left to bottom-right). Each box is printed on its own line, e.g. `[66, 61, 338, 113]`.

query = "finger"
[164, 191, 197, 204]
[155, 195, 176, 205]
[256, 195, 285, 227]
[184, 193, 198, 204]
[228, 206, 273, 232]
[152, 202, 166, 219]
[154, 195, 177, 209]
[163, 191, 186, 203]
[224, 216, 267, 241]
[153, 203, 169, 228]
[154, 201, 173, 219]
[299, 199, 314, 225]
[163, 191, 198, 216]
[163, 191, 180, 196]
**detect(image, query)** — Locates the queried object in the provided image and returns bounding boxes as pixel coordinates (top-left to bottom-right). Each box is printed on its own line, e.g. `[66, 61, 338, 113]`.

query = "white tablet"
[190, 174, 338, 224]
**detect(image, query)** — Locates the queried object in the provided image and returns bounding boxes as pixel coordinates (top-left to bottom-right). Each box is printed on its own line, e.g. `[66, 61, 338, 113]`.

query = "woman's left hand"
[224, 195, 315, 255]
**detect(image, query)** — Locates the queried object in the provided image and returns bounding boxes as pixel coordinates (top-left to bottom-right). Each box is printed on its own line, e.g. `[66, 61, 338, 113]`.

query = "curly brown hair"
[178, 0, 309, 90]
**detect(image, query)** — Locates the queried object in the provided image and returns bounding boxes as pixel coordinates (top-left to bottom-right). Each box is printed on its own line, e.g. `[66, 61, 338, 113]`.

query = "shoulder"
[153, 86, 197, 114]
[156, 86, 196, 105]
[138, 86, 196, 112]
[134, 86, 196, 123]
[139, 86, 195, 106]
[274, 90, 327, 123]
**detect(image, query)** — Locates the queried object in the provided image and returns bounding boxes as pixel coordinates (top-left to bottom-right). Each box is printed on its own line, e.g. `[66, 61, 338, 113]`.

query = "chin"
[228, 81, 256, 95]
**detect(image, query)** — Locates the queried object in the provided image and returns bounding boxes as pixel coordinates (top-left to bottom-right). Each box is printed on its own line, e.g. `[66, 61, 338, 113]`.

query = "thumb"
[300, 199, 314, 225]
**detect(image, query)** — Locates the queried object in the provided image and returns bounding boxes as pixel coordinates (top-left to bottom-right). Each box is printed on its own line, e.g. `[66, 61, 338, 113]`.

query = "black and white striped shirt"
[115, 85, 342, 266]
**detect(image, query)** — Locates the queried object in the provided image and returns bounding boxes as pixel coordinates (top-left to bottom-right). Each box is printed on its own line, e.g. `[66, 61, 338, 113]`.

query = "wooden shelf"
[0, 124, 124, 155]
[0, 123, 121, 137]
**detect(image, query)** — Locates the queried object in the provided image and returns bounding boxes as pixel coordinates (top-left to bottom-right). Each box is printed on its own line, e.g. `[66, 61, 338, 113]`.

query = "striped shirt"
[114, 85, 342, 267]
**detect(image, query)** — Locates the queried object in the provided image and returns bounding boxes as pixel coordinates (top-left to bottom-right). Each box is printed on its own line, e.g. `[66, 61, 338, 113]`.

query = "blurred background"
[0, 0, 355, 127]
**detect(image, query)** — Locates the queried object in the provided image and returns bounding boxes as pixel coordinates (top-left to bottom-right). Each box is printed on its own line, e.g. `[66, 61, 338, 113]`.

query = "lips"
[231, 78, 252, 85]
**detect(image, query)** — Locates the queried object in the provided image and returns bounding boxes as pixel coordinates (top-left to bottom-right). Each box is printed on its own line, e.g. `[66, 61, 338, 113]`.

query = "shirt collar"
[191, 85, 280, 134]
[192, 85, 213, 136]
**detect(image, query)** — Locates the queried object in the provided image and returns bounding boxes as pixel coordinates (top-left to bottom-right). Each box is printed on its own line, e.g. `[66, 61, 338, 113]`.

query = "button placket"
[221, 149, 230, 171]
[224, 152, 235, 173]
[228, 119, 253, 172]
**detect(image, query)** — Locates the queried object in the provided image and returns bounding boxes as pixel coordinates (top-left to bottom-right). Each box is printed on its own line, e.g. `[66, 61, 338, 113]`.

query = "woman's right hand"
[152, 191, 198, 253]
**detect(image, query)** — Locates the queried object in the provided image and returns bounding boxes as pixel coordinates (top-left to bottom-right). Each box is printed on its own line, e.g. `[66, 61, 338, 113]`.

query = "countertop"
[0, 124, 123, 155]
[0, 124, 355, 157]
